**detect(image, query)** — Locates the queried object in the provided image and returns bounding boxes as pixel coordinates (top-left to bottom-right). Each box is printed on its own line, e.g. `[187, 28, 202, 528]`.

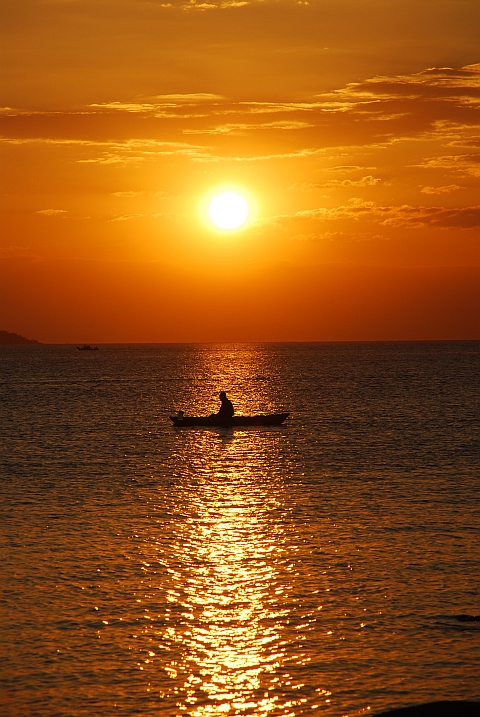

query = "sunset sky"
[1, 0, 479, 342]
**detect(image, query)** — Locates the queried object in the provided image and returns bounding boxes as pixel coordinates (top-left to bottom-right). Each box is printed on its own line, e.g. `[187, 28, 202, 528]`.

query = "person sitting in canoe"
[216, 391, 234, 419]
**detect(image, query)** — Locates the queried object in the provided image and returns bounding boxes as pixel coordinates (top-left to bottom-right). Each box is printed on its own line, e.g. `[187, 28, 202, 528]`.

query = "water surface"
[0, 342, 478, 716]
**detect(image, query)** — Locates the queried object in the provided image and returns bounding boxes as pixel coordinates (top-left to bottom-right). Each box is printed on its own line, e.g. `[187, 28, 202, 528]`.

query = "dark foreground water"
[0, 342, 479, 717]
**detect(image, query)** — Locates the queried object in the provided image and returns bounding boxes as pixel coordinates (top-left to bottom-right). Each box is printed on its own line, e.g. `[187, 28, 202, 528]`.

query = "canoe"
[169, 412, 289, 427]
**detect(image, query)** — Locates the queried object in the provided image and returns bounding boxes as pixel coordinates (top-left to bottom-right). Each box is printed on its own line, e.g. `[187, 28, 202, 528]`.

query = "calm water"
[0, 342, 479, 717]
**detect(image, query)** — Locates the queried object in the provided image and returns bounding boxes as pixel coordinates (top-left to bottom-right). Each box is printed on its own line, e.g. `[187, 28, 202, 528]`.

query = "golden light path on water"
[151, 433, 323, 716]
[133, 346, 330, 715]
[1, 343, 479, 716]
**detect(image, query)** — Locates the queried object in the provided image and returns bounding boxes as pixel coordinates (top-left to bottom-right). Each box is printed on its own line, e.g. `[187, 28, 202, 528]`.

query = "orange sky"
[1, 0, 479, 342]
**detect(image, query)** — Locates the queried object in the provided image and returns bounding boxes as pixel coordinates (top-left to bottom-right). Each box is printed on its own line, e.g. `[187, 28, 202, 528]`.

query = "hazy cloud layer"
[2, 0, 479, 108]
[1, 65, 479, 272]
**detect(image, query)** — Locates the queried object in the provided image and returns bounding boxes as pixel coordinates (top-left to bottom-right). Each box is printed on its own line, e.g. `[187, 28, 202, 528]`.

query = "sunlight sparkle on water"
[1, 343, 478, 716]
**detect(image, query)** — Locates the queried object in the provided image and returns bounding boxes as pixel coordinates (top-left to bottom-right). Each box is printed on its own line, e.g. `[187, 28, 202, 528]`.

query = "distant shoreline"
[0, 330, 40, 345]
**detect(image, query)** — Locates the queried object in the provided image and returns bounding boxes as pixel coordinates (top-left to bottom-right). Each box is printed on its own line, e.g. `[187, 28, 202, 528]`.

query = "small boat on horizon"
[169, 412, 289, 428]
[77, 344, 99, 351]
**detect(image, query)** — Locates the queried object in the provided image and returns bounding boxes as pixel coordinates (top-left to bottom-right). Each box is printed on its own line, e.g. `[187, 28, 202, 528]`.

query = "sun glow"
[208, 191, 249, 230]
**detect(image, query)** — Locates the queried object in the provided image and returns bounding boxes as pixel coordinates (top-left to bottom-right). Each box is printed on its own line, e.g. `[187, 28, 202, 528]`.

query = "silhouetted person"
[217, 391, 234, 418]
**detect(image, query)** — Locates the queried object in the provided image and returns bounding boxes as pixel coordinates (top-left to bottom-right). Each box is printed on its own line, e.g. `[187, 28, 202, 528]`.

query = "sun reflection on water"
[167, 344, 290, 418]
[2, 343, 479, 716]
[147, 428, 315, 716]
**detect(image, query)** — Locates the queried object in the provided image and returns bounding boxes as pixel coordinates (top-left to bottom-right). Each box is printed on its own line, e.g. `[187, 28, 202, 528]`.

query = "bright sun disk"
[208, 192, 249, 230]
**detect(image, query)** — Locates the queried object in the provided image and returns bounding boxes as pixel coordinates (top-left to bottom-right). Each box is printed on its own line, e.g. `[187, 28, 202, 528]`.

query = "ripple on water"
[0, 342, 479, 716]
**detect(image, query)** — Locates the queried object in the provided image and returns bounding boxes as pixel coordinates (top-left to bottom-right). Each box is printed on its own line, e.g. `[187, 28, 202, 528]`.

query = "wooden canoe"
[169, 412, 289, 427]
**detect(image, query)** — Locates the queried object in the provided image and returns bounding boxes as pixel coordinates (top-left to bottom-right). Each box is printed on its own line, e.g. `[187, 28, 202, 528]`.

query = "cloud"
[110, 212, 168, 222]
[421, 185, 462, 194]
[324, 200, 480, 229]
[154, 93, 224, 101]
[324, 64, 480, 104]
[291, 176, 384, 190]
[291, 232, 319, 242]
[79, 153, 147, 165]
[89, 96, 221, 118]
[111, 190, 168, 197]
[183, 120, 312, 135]
[181, 0, 250, 10]
[260, 199, 480, 230]
[2, 65, 479, 162]
[290, 230, 387, 242]
[75, 140, 212, 164]
[417, 153, 480, 178]
[2, 63, 479, 243]
[0, 138, 97, 146]
[405, 206, 480, 229]
[448, 136, 480, 149]
[111, 191, 146, 197]
[324, 165, 377, 173]
[110, 214, 146, 222]
[236, 102, 319, 114]
[36, 209, 67, 215]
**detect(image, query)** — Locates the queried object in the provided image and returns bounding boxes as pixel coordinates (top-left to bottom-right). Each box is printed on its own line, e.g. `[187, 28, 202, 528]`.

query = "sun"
[208, 191, 249, 230]
[200, 186, 256, 233]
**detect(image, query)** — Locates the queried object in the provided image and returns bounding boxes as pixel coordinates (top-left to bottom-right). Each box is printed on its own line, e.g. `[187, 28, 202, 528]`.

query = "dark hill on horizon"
[0, 330, 40, 345]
